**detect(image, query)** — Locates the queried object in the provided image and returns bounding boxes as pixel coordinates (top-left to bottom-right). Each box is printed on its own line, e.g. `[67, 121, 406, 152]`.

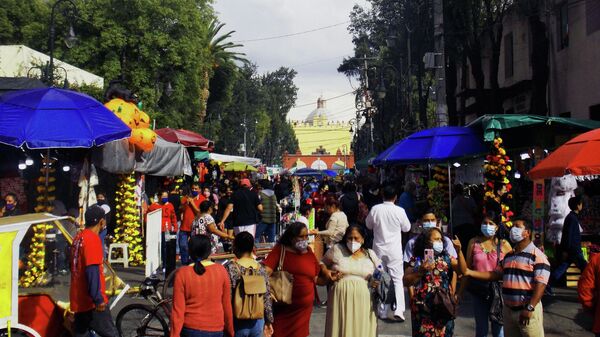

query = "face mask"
[295, 239, 309, 252]
[346, 240, 362, 253]
[481, 224, 497, 237]
[510, 227, 524, 243]
[203, 191, 211, 197]
[5, 204, 15, 210]
[422, 221, 437, 229]
[97, 200, 106, 206]
[432, 241, 444, 254]
[191, 190, 199, 197]
[161, 197, 169, 203]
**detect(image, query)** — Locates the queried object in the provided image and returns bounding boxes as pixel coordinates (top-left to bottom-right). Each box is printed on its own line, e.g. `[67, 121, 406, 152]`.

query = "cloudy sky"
[213, 0, 370, 122]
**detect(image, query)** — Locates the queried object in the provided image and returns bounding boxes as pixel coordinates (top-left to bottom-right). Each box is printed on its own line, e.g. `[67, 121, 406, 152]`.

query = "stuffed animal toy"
[547, 174, 578, 243]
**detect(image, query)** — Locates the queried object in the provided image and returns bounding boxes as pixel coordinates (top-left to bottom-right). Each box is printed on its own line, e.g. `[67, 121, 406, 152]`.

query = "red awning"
[528, 128, 600, 179]
[155, 128, 214, 150]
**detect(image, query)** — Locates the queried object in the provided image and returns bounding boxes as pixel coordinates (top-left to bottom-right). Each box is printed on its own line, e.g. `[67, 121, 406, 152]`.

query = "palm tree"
[199, 19, 248, 122]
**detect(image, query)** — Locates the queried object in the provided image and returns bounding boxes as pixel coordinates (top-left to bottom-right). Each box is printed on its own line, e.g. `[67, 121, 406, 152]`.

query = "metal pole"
[48, 4, 58, 85]
[406, 26, 413, 126]
[434, 0, 448, 126]
[243, 117, 247, 157]
[447, 163, 453, 235]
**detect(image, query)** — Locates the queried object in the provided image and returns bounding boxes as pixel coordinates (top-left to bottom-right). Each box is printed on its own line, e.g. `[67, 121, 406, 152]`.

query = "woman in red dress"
[263, 222, 321, 337]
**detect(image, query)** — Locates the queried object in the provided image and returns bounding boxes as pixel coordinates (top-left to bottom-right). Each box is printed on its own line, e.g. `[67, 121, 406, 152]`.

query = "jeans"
[73, 307, 118, 337]
[550, 248, 588, 288]
[180, 327, 223, 337]
[179, 231, 191, 265]
[255, 223, 276, 243]
[234, 319, 264, 337]
[472, 293, 504, 337]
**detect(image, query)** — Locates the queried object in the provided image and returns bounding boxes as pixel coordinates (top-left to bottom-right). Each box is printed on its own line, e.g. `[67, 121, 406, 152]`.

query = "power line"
[233, 21, 350, 43]
[292, 91, 355, 108]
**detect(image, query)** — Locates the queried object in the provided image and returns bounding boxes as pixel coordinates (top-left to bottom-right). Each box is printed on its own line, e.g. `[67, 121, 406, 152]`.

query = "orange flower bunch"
[483, 137, 514, 227]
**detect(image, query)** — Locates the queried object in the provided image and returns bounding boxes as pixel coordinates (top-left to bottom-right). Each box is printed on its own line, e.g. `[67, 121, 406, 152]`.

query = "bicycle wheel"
[161, 269, 177, 301]
[116, 303, 169, 337]
[0, 328, 33, 337]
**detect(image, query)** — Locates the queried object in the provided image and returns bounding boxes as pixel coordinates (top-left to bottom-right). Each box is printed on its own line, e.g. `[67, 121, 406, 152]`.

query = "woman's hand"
[264, 323, 274, 337]
[451, 235, 462, 252]
[309, 229, 318, 235]
[369, 278, 380, 289]
[419, 261, 434, 274]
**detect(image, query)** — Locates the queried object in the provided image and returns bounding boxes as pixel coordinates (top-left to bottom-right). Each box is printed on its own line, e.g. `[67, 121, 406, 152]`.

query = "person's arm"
[365, 209, 374, 230]
[578, 255, 598, 311]
[221, 269, 235, 337]
[188, 198, 200, 215]
[315, 216, 336, 237]
[84, 264, 105, 310]
[465, 268, 502, 281]
[218, 203, 234, 228]
[399, 208, 411, 232]
[169, 205, 178, 232]
[170, 270, 185, 337]
[261, 266, 274, 337]
[403, 264, 431, 286]
[208, 223, 233, 240]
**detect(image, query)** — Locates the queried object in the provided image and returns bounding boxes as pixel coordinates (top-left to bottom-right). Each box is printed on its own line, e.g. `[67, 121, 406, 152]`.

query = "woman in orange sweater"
[578, 253, 600, 337]
[170, 235, 234, 337]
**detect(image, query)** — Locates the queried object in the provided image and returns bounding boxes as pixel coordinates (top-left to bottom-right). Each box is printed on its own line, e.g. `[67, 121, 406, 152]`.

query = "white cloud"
[213, 0, 370, 122]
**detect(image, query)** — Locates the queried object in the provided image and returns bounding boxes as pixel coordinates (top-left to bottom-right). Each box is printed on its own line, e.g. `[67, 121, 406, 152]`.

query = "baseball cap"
[85, 204, 109, 227]
[240, 178, 252, 188]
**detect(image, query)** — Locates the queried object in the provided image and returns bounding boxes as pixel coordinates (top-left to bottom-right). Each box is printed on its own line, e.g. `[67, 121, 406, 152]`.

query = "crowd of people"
[3, 174, 599, 337]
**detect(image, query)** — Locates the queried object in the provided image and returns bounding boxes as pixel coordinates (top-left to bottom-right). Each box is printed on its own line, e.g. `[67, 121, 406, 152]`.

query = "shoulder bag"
[268, 246, 294, 305]
[489, 238, 504, 325]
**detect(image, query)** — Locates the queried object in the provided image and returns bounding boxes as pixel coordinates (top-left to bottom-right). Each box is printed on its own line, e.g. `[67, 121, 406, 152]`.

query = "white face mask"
[346, 240, 362, 253]
[422, 221, 437, 229]
[432, 241, 444, 254]
[295, 239, 309, 252]
[510, 227, 524, 243]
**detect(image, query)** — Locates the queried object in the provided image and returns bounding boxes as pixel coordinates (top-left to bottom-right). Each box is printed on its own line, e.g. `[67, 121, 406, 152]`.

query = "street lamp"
[48, 0, 78, 85]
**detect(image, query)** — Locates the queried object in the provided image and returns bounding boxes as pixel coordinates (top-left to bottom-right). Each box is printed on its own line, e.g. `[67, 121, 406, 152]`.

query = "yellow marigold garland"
[483, 137, 514, 227]
[113, 173, 144, 266]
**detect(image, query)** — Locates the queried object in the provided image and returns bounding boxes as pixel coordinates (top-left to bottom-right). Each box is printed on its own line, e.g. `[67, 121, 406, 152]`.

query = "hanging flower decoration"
[20, 157, 56, 287]
[483, 137, 514, 227]
[105, 98, 156, 152]
[428, 165, 449, 224]
[113, 173, 144, 266]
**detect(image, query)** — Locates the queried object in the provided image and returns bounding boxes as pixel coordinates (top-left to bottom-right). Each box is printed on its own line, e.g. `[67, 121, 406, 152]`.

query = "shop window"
[504, 33, 514, 78]
[557, 2, 569, 50]
[590, 104, 600, 121]
[559, 111, 571, 118]
[587, 0, 600, 35]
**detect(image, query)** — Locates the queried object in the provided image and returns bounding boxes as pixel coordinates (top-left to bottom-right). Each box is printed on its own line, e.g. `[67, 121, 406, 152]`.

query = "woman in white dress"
[320, 225, 381, 337]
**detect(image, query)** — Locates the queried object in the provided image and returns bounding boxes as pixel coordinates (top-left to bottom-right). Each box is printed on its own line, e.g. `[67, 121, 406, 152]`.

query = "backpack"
[232, 263, 267, 320]
[366, 251, 396, 310]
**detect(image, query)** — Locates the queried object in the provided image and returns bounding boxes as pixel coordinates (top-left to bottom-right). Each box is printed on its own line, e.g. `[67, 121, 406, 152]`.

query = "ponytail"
[188, 235, 212, 275]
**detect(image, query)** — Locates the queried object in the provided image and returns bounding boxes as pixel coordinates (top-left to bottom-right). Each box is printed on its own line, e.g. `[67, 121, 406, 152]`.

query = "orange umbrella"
[528, 128, 600, 179]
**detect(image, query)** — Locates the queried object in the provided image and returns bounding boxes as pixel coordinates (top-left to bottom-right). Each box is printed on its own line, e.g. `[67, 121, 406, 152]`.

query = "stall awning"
[467, 114, 600, 142]
[93, 136, 192, 176]
[209, 153, 261, 166]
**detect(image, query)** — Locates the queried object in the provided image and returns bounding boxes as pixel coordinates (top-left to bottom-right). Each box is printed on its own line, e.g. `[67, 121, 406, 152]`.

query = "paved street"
[112, 265, 595, 337]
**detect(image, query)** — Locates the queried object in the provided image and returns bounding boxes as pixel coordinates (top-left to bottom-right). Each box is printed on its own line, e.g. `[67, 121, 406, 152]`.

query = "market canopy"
[222, 161, 258, 172]
[93, 136, 192, 176]
[373, 126, 486, 165]
[293, 168, 336, 177]
[155, 128, 214, 150]
[209, 153, 261, 166]
[0, 88, 131, 148]
[467, 114, 600, 147]
[528, 128, 600, 179]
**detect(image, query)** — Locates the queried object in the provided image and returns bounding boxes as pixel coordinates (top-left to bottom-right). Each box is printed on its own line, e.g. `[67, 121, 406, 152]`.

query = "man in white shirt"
[366, 184, 412, 321]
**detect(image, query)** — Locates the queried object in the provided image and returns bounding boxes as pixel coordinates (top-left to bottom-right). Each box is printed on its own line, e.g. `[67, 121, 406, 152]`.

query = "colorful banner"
[532, 180, 545, 247]
[308, 208, 316, 231]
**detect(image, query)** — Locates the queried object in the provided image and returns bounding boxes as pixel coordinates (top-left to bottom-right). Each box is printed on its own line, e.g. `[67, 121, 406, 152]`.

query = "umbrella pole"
[45, 149, 50, 209]
[448, 164, 453, 236]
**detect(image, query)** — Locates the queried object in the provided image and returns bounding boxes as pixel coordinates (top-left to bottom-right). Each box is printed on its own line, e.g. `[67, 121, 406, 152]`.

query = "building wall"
[292, 123, 352, 156]
[282, 152, 355, 170]
[548, 0, 600, 119]
[456, 1, 600, 121]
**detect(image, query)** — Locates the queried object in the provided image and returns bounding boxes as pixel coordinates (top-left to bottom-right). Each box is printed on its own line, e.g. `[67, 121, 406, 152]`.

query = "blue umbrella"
[373, 126, 485, 165]
[293, 168, 337, 177]
[0, 88, 131, 149]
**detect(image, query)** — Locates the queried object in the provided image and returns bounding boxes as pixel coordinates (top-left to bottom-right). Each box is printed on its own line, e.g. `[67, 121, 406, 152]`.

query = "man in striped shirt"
[464, 218, 550, 337]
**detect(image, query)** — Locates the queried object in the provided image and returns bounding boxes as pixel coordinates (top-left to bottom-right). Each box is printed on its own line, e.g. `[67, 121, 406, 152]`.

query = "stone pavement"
[112, 266, 595, 337]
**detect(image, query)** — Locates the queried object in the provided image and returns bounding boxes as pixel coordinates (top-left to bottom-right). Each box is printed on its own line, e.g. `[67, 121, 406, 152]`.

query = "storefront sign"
[532, 180, 545, 247]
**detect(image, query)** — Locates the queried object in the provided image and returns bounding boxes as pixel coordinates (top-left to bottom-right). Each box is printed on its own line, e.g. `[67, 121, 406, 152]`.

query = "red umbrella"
[155, 128, 214, 150]
[528, 128, 600, 179]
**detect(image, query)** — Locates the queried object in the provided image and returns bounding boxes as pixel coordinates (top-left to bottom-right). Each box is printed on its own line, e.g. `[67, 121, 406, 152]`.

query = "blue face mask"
[432, 241, 444, 254]
[422, 221, 437, 229]
[191, 190, 199, 197]
[481, 224, 497, 237]
[161, 197, 169, 203]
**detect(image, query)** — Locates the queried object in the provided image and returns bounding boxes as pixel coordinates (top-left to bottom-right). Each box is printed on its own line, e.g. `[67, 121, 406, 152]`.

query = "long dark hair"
[279, 222, 307, 247]
[189, 235, 212, 275]
[413, 228, 446, 259]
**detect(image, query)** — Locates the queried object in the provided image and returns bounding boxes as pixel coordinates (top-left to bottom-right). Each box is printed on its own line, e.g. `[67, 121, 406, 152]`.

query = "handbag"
[268, 247, 294, 305]
[233, 263, 267, 319]
[489, 238, 504, 325]
[432, 287, 457, 321]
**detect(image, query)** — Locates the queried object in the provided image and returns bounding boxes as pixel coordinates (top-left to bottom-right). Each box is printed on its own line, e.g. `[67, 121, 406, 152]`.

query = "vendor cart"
[0, 214, 127, 337]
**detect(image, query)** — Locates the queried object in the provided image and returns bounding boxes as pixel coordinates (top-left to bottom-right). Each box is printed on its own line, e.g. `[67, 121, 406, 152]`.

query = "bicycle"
[116, 276, 171, 337]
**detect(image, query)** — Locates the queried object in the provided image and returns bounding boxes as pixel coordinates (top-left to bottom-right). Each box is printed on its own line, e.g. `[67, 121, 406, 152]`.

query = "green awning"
[355, 154, 376, 170]
[467, 114, 600, 146]
[193, 150, 209, 161]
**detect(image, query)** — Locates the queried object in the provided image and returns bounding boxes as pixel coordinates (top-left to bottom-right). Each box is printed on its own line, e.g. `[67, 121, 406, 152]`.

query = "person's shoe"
[393, 315, 406, 322]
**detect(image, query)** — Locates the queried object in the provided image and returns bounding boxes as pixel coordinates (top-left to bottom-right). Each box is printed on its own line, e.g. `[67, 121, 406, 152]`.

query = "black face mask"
[97, 200, 106, 206]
